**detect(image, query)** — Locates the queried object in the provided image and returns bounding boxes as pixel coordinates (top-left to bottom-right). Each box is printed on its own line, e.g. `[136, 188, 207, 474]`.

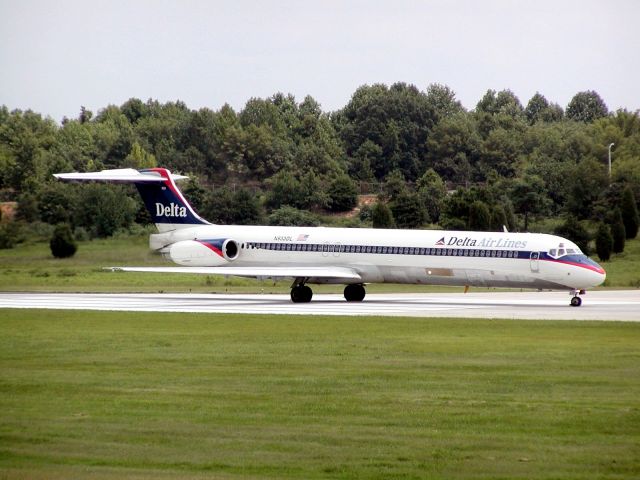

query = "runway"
[0, 290, 639, 320]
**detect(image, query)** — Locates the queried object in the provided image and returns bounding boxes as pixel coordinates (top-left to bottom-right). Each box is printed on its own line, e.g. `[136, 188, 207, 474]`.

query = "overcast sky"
[1, 0, 638, 122]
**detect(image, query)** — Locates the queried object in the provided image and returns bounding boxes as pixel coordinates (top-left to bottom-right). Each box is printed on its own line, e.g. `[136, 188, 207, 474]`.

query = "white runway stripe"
[0, 291, 639, 320]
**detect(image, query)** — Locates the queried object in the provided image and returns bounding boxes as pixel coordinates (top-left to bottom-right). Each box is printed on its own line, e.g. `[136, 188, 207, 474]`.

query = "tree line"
[0, 83, 639, 260]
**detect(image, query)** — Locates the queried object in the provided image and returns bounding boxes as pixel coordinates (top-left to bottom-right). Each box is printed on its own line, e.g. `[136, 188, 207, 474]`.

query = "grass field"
[1, 235, 639, 293]
[1, 309, 639, 479]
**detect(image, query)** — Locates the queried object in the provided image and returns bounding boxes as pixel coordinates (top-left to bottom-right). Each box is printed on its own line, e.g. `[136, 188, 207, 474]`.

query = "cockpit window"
[548, 243, 582, 258]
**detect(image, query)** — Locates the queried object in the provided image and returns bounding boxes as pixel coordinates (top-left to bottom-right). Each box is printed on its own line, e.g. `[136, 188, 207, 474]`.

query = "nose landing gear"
[570, 289, 586, 307]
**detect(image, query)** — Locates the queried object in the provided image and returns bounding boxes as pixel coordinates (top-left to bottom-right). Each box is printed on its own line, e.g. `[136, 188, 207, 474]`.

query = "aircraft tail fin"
[54, 168, 210, 232]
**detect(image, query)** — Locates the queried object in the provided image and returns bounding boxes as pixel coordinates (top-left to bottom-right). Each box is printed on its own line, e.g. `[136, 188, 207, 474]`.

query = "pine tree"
[620, 186, 639, 239]
[609, 208, 626, 254]
[595, 223, 613, 262]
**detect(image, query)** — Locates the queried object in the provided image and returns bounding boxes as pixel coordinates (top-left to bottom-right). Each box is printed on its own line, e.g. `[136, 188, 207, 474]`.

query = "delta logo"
[436, 236, 527, 249]
[156, 202, 187, 218]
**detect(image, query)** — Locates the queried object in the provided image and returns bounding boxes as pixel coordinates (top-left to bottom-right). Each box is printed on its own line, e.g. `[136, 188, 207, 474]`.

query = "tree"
[620, 185, 639, 239]
[267, 206, 320, 226]
[489, 204, 508, 231]
[382, 169, 408, 201]
[595, 222, 613, 261]
[608, 208, 626, 253]
[524, 93, 564, 124]
[123, 141, 157, 169]
[15, 192, 39, 222]
[74, 184, 137, 237]
[510, 175, 550, 231]
[425, 113, 479, 185]
[50, 223, 77, 258]
[416, 168, 447, 223]
[265, 169, 327, 211]
[327, 174, 358, 212]
[231, 188, 264, 225]
[181, 176, 207, 214]
[0, 222, 20, 249]
[566, 91, 608, 122]
[390, 191, 426, 229]
[554, 216, 591, 255]
[337, 82, 435, 180]
[425, 83, 464, 123]
[371, 202, 395, 228]
[204, 186, 264, 225]
[468, 200, 491, 231]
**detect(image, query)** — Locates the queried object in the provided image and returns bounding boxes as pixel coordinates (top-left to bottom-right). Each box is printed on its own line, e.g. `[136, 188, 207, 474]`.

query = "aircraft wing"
[108, 266, 362, 281]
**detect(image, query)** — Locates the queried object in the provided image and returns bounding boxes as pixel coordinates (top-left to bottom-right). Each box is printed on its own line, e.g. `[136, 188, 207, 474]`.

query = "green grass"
[1, 309, 639, 479]
[601, 236, 640, 287]
[0, 236, 467, 294]
[1, 235, 639, 293]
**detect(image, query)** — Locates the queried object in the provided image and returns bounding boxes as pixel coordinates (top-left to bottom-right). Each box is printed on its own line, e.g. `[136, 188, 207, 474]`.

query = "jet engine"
[168, 239, 239, 266]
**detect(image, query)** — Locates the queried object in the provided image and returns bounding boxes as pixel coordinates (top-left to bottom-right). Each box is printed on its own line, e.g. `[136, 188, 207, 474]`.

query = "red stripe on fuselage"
[196, 240, 224, 258]
[542, 258, 605, 275]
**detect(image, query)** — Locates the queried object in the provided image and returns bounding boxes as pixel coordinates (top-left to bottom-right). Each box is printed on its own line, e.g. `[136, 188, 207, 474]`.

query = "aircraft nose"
[589, 259, 606, 287]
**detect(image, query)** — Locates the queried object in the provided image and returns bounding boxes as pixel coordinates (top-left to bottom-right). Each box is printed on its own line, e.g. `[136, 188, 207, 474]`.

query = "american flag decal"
[297, 234, 309, 241]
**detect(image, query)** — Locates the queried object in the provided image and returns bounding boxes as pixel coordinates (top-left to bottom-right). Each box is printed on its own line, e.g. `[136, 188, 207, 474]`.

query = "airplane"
[54, 167, 606, 307]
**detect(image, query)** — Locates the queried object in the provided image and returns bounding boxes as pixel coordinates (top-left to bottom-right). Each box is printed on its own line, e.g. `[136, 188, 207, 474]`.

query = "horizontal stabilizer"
[108, 266, 362, 281]
[54, 168, 188, 183]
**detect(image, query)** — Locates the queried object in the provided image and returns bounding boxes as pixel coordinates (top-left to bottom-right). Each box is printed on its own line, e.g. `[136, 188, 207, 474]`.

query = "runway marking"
[1, 291, 639, 320]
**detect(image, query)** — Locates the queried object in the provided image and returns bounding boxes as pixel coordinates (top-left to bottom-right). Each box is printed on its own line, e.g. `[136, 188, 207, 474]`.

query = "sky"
[1, 0, 639, 122]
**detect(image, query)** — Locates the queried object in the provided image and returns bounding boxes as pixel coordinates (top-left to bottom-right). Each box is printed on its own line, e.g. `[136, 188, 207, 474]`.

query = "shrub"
[0, 222, 20, 249]
[267, 206, 320, 227]
[371, 202, 395, 229]
[50, 223, 77, 258]
[594, 222, 613, 262]
[327, 175, 358, 212]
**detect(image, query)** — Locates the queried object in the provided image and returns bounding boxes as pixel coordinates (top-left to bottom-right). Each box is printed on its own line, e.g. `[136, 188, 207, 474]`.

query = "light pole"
[608, 142, 615, 181]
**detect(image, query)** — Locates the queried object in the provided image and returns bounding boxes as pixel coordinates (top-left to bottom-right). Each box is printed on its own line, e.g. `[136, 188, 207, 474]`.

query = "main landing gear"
[289, 281, 367, 303]
[290, 283, 313, 303]
[344, 284, 366, 302]
[570, 289, 586, 307]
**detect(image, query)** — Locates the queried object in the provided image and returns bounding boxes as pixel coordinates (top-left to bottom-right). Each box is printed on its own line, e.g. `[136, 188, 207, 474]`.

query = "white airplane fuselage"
[150, 224, 606, 291]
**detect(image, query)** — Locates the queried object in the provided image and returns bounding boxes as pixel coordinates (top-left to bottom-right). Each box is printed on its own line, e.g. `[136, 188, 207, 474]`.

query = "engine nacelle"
[168, 239, 239, 266]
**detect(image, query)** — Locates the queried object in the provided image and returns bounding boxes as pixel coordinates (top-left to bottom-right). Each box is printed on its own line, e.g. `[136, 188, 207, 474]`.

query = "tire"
[344, 284, 366, 302]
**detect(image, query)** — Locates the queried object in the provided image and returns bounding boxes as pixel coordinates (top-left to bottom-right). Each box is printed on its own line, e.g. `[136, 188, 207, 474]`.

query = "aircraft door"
[530, 251, 540, 272]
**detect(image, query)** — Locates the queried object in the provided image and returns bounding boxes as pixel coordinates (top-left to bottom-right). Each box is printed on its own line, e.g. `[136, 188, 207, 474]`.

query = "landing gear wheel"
[291, 285, 313, 303]
[344, 284, 366, 302]
[570, 296, 582, 307]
